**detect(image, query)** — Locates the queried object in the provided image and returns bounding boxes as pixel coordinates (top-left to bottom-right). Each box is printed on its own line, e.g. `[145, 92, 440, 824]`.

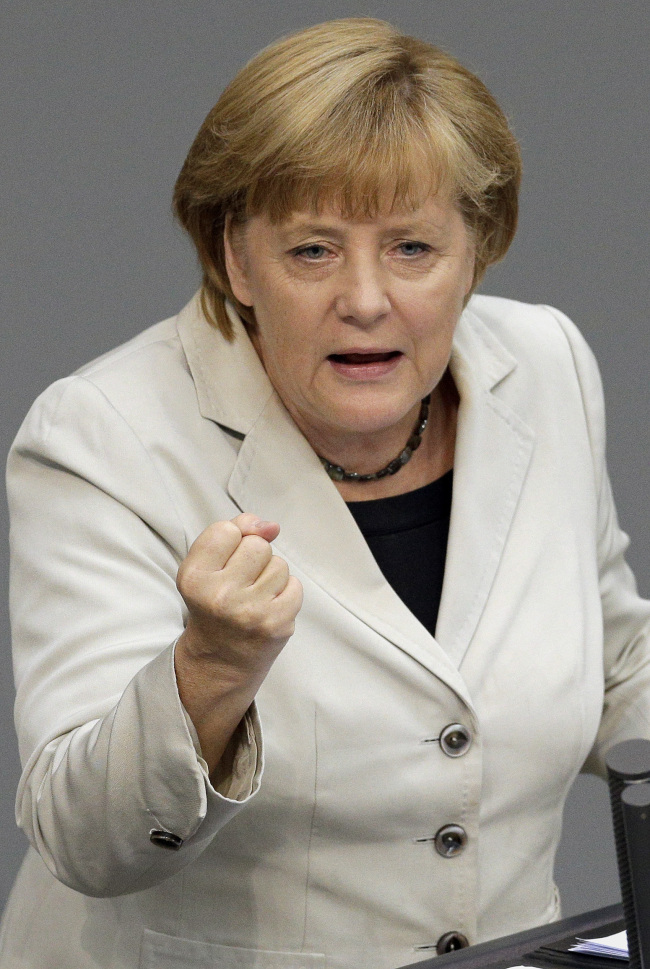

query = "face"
[224, 193, 475, 454]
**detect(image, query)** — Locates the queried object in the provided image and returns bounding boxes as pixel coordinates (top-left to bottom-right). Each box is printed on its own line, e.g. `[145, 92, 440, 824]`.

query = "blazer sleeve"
[546, 306, 650, 776]
[6, 375, 263, 897]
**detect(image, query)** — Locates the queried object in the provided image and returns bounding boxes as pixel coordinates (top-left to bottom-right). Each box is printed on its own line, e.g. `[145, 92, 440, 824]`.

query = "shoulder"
[465, 294, 603, 407]
[10, 308, 196, 452]
[71, 310, 192, 420]
[466, 294, 594, 365]
[465, 293, 606, 471]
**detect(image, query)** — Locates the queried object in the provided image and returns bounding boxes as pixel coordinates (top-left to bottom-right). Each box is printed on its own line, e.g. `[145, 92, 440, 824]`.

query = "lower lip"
[328, 354, 402, 380]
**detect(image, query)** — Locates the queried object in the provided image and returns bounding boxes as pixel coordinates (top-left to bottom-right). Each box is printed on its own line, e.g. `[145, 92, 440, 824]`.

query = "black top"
[346, 469, 453, 638]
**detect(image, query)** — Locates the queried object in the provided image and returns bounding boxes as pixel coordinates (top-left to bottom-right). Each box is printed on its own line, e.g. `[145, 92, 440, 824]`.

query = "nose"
[334, 255, 391, 327]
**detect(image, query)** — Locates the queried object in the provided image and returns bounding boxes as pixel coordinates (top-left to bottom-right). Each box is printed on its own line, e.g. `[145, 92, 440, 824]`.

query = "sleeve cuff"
[180, 701, 262, 801]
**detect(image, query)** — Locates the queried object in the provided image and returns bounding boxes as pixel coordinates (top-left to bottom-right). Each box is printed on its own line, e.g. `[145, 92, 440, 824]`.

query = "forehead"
[255, 191, 465, 238]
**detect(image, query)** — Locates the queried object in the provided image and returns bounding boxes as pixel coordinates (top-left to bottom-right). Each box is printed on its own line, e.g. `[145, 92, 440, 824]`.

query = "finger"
[224, 533, 274, 585]
[231, 513, 280, 544]
[252, 554, 291, 598]
[250, 574, 303, 642]
[183, 520, 243, 573]
[272, 574, 303, 619]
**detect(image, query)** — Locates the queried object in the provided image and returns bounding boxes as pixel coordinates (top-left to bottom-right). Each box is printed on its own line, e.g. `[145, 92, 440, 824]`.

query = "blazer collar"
[177, 295, 275, 436]
[177, 294, 534, 690]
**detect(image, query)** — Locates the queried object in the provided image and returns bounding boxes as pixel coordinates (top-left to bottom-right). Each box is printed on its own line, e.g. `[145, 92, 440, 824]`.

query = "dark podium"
[397, 903, 623, 969]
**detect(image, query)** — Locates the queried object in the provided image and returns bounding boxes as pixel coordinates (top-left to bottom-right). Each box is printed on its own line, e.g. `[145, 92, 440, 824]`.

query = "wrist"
[173, 633, 262, 776]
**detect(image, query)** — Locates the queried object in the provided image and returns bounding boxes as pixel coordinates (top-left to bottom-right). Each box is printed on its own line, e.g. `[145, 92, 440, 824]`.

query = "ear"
[224, 214, 254, 307]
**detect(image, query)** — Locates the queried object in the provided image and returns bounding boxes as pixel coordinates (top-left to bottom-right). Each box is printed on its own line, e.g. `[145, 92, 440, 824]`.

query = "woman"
[2, 17, 650, 969]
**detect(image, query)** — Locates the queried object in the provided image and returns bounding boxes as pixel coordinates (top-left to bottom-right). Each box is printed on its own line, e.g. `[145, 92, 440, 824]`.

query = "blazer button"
[149, 829, 184, 850]
[434, 824, 467, 857]
[436, 931, 469, 954]
[440, 723, 472, 757]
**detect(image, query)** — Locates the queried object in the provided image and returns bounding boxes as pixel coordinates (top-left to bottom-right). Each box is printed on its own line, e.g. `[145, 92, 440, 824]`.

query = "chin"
[325, 405, 412, 436]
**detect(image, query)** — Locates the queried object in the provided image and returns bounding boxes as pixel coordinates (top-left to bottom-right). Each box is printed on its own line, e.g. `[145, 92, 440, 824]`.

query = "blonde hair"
[173, 18, 522, 338]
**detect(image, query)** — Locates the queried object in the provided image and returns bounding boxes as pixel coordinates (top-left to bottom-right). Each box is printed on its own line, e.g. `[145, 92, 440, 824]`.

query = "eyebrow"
[281, 223, 346, 240]
[281, 219, 450, 240]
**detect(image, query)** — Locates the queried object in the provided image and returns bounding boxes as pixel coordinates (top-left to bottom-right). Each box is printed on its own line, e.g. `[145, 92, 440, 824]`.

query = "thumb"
[231, 512, 280, 544]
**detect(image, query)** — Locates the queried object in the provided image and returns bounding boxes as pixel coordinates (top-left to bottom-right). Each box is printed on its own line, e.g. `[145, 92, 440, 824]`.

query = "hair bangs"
[244, 101, 457, 223]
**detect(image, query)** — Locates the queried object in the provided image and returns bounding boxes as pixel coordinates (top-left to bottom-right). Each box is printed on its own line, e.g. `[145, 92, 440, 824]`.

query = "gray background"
[1, 0, 647, 923]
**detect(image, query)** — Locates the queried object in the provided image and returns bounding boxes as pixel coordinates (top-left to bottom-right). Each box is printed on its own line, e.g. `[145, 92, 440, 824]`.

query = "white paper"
[569, 928, 628, 960]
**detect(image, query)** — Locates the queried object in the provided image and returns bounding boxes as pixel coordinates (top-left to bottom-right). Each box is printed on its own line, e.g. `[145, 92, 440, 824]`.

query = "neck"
[319, 396, 430, 483]
[325, 372, 458, 502]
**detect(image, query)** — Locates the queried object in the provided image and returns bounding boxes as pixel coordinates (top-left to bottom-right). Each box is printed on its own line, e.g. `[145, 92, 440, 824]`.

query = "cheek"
[255, 309, 312, 379]
[404, 288, 461, 338]
[402, 295, 462, 373]
[257, 287, 326, 357]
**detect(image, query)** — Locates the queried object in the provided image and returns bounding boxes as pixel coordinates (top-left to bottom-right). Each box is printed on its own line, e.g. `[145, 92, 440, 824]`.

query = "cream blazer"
[2, 294, 650, 969]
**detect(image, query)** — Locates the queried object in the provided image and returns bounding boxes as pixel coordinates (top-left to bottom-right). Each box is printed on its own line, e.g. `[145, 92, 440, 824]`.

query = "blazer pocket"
[140, 928, 326, 968]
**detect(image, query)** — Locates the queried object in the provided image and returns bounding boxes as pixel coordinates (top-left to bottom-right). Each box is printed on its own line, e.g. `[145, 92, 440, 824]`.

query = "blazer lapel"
[176, 294, 274, 437]
[435, 307, 536, 668]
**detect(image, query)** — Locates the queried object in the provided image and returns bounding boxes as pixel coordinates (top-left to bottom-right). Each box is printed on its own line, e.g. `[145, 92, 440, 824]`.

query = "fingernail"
[253, 519, 269, 528]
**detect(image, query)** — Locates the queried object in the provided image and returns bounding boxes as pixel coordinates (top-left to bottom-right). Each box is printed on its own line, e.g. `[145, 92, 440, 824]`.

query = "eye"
[293, 244, 329, 260]
[396, 241, 430, 257]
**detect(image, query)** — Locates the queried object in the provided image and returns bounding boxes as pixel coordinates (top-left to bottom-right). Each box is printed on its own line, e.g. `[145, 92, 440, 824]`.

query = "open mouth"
[328, 351, 401, 364]
[327, 349, 403, 381]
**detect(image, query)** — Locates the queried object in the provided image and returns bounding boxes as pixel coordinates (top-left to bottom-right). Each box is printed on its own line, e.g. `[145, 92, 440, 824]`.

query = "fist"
[176, 513, 303, 679]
